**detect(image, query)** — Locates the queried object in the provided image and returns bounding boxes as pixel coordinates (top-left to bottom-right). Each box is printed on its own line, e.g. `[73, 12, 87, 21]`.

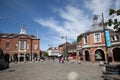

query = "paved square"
[0, 60, 103, 80]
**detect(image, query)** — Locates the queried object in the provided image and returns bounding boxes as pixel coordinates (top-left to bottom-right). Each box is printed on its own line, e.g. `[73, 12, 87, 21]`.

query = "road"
[0, 60, 103, 80]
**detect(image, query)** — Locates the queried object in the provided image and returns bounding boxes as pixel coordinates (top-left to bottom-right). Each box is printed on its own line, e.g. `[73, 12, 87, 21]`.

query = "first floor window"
[27, 44, 30, 50]
[20, 41, 26, 50]
[15, 43, 18, 49]
[6, 43, 9, 49]
[34, 44, 38, 50]
[84, 36, 88, 44]
[94, 33, 101, 43]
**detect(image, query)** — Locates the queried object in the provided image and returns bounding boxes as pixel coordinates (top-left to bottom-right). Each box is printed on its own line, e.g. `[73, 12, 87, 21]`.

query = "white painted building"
[47, 47, 61, 57]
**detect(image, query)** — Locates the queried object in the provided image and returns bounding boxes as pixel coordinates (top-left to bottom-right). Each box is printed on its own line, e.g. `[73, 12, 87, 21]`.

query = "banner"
[105, 30, 111, 47]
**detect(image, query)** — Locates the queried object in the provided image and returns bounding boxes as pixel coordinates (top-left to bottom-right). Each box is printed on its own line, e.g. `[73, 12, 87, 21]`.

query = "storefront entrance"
[95, 49, 105, 61]
[113, 47, 120, 61]
[85, 50, 90, 61]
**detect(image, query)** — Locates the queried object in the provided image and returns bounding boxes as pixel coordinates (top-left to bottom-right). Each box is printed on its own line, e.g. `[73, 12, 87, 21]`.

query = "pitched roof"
[67, 44, 76, 50]
[0, 33, 39, 40]
[58, 42, 71, 47]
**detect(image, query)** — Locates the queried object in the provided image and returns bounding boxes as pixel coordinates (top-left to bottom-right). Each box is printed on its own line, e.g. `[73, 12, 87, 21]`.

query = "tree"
[107, 9, 120, 32]
[77, 34, 83, 42]
[42, 51, 49, 57]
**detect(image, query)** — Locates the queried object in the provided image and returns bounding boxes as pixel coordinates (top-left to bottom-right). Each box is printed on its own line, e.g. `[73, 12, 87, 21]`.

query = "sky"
[0, 0, 120, 51]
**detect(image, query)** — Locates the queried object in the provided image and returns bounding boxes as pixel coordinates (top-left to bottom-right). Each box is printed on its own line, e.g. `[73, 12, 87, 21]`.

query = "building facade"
[77, 27, 120, 63]
[58, 42, 71, 55]
[67, 44, 77, 59]
[47, 47, 60, 57]
[0, 27, 40, 62]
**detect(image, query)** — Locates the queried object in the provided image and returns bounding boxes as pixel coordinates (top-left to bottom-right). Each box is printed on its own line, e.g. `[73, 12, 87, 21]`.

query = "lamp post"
[101, 13, 110, 65]
[61, 35, 68, 59]
[93, 13, 110, 65]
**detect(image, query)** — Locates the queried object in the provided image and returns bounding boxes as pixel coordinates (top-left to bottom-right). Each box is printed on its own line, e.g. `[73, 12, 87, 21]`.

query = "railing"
[102, 64, 120, 80]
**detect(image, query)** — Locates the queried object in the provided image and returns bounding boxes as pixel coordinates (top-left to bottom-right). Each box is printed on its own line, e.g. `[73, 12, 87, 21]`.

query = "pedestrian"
[58, 56, 61, 63]
[4, 54, 10, 63]
[52, 57, 55, 62]
[61, 57, 64, 63]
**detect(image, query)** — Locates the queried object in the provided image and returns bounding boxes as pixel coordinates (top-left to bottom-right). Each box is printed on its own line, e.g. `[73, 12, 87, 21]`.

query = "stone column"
[76, 51, 80, 60]
[82, 52, 85, 61]
[18, 54, 20, 62]
[24, 53, 26, 63]
[90, 53, 95, 63]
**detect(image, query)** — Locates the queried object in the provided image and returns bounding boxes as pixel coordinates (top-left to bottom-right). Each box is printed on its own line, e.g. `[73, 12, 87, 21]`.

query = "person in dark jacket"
[0, 48, 9, 70]
[4, 54, 10, 63]
[0, 48, 4, 59]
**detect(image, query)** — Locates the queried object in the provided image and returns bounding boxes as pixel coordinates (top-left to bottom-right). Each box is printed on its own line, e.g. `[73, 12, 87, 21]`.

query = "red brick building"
[77, 27, 120, 63]
[58, 42, 71, 57]
[0, 27, 40, 62]
[67, 44, 77, 59]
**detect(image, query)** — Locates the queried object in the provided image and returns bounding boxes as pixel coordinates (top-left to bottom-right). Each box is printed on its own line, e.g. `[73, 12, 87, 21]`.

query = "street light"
[61, 35, 68, 59]
[93, 13, 110, 65]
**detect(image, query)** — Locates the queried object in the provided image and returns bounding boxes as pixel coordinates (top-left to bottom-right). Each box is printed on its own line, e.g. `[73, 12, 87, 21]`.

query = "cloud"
[115, 0, 120, 9]
[34, 0, 119, 47]
[85, 0, 113, 20]
[34, 5, 91, 45]
[84, 0, 120, 30]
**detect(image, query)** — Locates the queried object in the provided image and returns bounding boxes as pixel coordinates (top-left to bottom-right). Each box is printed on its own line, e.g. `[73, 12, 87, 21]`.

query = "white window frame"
[27, 44, 30, 50]
[15, 43, 18, 49]
[94, 33, 101, 43]
[19, 41, 26, 50]
[34, 44, 38, 50]
[6, 42, 10, 49]
[84, 36, 88, 44]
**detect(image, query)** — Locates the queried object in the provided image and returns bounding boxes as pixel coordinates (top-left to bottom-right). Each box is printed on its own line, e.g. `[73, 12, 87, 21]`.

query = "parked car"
[0, 48, 9, 70]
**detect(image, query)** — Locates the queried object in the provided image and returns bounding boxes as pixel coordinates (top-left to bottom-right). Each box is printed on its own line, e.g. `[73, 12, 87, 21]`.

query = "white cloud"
[115, 0, 120, 9]
[84, 0, 120, 30]
[34, 5, 91, 46]
[34, 0, 119, 47]
[85, 0, 112, 19]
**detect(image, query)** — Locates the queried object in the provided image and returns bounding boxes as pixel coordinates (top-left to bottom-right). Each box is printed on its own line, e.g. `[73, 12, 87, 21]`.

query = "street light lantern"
[61, 36, 64, 39]
[93, 15, 98, 20]
[61, 35, 68, 59]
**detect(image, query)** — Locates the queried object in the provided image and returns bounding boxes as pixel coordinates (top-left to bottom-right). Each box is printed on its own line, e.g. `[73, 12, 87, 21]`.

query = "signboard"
[105, 30, 111, 47]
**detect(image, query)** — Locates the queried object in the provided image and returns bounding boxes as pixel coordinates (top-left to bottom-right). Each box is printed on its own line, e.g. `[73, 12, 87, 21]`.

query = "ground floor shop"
[77, 46, 120, 63]
[4, 51, 41, 63]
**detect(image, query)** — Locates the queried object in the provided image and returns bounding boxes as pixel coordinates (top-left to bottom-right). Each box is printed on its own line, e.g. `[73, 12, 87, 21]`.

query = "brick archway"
[25, 53, 30, 61]
[85, 50, 90, 61]
[13, 53, 18, 62]
[33, 53, 37, 61]
[94, 49, 105, 61]
[20, 53, 24, 61]
[113, 47, 120, 61]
